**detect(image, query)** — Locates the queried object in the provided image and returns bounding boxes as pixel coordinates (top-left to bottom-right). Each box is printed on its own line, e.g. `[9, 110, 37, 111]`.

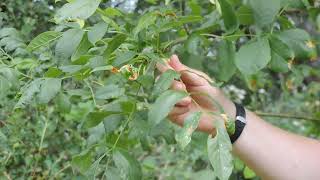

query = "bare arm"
[159, 55, 320, 180]
[233, 110, 320, 180]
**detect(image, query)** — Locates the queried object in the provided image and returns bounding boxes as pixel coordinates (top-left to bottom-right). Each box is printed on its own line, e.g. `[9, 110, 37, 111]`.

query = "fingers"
[168, 54, 213, 86]
[168, 54, 187, 71]
[171, 80, 192, 106]
[168, 106, 190, 117]
[156, 60, 173, 73]
[170, 112, 216, 135]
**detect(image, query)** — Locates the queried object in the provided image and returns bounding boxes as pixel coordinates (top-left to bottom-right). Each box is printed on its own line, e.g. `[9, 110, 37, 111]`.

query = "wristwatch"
[229, 103, 246, 144]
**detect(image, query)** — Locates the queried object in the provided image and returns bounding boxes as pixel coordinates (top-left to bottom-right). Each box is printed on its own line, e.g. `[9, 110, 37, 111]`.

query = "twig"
[255, 112, 320, 122]
[180, 0, 190, 35]
[0, 47, 13, 61]
[3, 171, 12, 180]
[84, 80, 97, 107]
[53, 164, 71, 178]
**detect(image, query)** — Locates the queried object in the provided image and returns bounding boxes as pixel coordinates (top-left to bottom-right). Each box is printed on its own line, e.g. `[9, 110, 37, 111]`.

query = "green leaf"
[217, 0, 238, 33]
[15, 79, 43, 109]
[88, 22, 108, 45]
[84, 111, 121, 128]
[148, 90, 188, 127]
[103, 34, 127, 57]
[44, 67, 63, 78]
[244, 166, 256, 179]
[152, 69, 180, 97]
[55, 0, 101, 23]
[113, 51, 136, 67]
[133, 12, 157, 36]
[236, 5, 254, 25]
[175, 112, 202, 149]
[235, 37, 271, 75]
[185, 34, 204, 55]
[113, 150, 142, 180]
[249, 0, 280, 28]
[95, 84, 125, 100]
[56, 92, 71, 114]
[90, 65, 113, 73]
[71, 33, 92, 61]
[71, 149, 92, 174]
[38, 78, 61, 104]
[276, 29, 315, 59]
[269, 35, 294, 72]
[26, 31, 62, 52]
[207, 119, 233, 180]
[217, 40, 236, 82]
[55, 29, 84, 60]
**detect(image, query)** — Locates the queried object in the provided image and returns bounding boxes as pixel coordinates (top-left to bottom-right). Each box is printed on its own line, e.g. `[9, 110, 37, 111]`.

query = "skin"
[157, 55, 320, 180]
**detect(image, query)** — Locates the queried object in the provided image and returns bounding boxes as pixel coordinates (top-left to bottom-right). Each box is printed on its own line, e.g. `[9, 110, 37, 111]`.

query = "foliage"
[1, 0, 320, 179]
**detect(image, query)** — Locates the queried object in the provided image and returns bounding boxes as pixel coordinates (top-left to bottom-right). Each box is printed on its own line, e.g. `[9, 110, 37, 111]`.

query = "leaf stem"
[84, 80, 97, 107]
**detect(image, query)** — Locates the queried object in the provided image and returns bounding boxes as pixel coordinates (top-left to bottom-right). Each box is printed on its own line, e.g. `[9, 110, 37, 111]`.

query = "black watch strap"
[229, 103, 246, 144]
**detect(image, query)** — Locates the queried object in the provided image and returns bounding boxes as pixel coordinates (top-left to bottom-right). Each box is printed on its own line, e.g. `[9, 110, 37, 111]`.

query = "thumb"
[168, 54, 187, 71]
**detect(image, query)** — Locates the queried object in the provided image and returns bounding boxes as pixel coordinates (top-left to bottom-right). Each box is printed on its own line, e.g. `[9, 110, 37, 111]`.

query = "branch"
[180, 0, 190, 35]
[255, 112, 320, 122]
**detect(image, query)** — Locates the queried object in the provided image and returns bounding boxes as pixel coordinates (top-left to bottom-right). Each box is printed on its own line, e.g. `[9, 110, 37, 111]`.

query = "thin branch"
[180, 0, 190, 35]
[84, 80, 97, 107]
[255, 112, 320, 122]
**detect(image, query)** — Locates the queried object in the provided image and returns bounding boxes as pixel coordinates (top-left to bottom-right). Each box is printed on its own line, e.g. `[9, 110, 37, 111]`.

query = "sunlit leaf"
[55, 0, 101, 23]
[26, 31, 62, 52]
[148, 90, 188, 126]
[235, 37, 271, 75]
[175, 112, 202, 149]
[207, 119, 233, 180]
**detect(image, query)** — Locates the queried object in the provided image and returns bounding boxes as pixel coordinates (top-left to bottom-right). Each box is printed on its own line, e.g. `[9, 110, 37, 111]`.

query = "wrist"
[210, 87, 236, 119]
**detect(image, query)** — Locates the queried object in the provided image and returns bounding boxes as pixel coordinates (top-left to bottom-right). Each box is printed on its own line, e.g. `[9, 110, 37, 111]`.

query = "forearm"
[233, 110, 320, 180]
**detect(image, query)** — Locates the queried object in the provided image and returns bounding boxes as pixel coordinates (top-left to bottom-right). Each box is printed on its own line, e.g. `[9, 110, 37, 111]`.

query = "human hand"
[156, 55, 236, 134]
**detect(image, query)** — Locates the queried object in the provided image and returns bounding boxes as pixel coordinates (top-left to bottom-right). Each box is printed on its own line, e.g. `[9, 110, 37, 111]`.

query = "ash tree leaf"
[268, 35, 294, 72]
[152, 69, 180, 97]
[217, 0, 239, 33]
[113, 150, 142, 180]
[207, 119, 233, 180]
[71, 33, 92, 61]
[26, 31, 62, 52]
[133, 12, 157, 36]
[84, 111, 121, 128]
[248, 0, 280, 28]
[244, 166, 256, 179]
[55, 0, 101, 23]
[90, 65, 113, 73]
[148, 90, 188, 127]
[71, 149, 93, 174]
[55, 92, 71, 114]
[44, 67, 63, 78]
[276, 28, 316, 59]
[15, 78, 43, 109]
[185, 34, 204, 55]
[175, 112, 202, 149]
[95, 84, 125, 100]
[236, 5, 254, 25]
[38, 78, 62, 104]
[55, 29, 84, 60]
[103, 34, 127, 57]
[217, 40, 236, 82]
[113, 51, 137, 67]
[235, 37, 271, 75]
[88, 22, 108, 45]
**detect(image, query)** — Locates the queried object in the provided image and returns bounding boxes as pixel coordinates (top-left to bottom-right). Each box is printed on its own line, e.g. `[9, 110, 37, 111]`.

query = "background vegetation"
[1, 0, 320, 179]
